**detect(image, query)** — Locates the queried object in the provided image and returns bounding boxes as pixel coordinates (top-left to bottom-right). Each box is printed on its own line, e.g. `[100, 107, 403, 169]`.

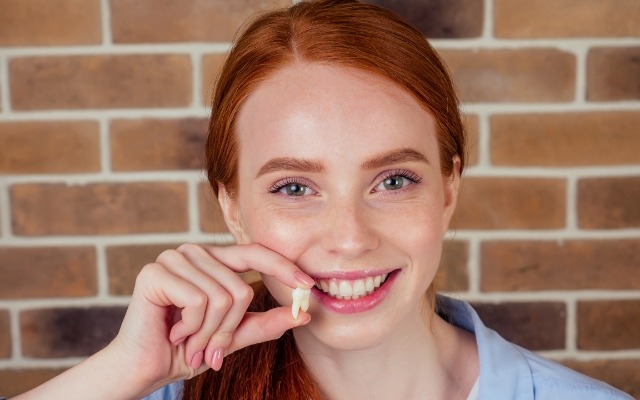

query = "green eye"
[382, 176, 405, 190]
[285, 183, 307, 196]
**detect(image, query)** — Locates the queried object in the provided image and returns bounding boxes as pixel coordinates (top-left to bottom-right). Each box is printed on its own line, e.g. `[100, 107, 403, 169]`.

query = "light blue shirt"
[144, 296, 633, 400]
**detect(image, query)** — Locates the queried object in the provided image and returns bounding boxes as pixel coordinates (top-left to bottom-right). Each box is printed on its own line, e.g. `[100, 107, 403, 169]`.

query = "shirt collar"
[437, 295, 534, 400]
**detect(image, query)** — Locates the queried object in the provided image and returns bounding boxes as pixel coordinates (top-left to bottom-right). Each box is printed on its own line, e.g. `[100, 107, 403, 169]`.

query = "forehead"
[235, 62, 438, 169]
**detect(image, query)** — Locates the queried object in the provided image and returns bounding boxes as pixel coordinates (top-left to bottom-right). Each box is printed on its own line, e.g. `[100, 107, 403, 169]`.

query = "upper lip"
[308, 268, 398, 280]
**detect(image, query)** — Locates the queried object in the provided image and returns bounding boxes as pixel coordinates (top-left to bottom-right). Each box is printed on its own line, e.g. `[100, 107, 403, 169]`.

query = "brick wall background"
[0, 0, 639, 397]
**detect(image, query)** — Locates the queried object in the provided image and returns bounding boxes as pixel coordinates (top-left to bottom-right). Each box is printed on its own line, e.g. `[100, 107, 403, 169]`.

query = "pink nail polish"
[211, 348, 224, 371]
[172, 336, 186, 346]
[190, 351, 204, 369]
[294, 271, 314, 287]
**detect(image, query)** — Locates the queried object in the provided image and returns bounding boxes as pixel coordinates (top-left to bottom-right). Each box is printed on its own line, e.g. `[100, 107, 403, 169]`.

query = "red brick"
[364, 0, 483, 38]
[110, 0, 290, 43]
[435, 240, 469, 292]
[0, 121, 100, 174]
[20, 307, 126, 358]
[578, 177, 640, 229]
[0, 310, 10, 358]
[490, 112, 640, 166]
[0, 247, 97, 299]
[107, 243, 259, 296]
[110, 118, 207, 171]
[201, 54, 227, 107]
[0, 0, 101, 46]
[10, 182, 188, 235]
[106, 243, 180, 296]
[0, 368, 67, 397]
[587, 47, 640, 101]
[577, 300, 640, 350]
[471, 302, 566, 350]
[10, 55, 191, 110]
[199, 182, 231, 233]
[452, 178, 566, 229]
[495, 0, 640, 38]
[561, 359, 640, 399]
[481, 240, 640, 291]
[440, 49, 575, 103]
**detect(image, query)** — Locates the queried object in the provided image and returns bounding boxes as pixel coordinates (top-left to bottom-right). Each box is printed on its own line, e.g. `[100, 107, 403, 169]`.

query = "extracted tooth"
[291, 287, 311, 320]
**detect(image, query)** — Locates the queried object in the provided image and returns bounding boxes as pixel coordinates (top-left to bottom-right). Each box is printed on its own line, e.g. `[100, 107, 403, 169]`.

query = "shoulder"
[517, 347, 633, 400]
[142, 381, 184, 400]
[436, 296, 633, 400]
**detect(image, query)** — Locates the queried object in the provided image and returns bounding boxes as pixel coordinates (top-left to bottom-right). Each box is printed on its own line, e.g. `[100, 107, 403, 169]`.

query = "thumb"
[226, 307, 310, 354]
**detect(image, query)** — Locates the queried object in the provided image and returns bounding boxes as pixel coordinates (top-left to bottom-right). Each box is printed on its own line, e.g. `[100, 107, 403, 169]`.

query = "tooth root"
[291, 287, 311, 319]
[292, 297, 301, 319]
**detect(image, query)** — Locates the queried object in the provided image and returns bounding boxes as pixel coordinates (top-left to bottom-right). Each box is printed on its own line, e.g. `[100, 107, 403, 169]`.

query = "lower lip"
[311, 270, 399, 314]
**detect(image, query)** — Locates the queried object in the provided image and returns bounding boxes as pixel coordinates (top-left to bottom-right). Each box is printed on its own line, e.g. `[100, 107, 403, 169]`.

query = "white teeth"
[329, 280, 339, 296]
[291, 287, 311, 320]
[316, 272, 391, 300]
[365, 277, 374, 293]
[352, 279, 366, 297]
[338, 281, 353, 297]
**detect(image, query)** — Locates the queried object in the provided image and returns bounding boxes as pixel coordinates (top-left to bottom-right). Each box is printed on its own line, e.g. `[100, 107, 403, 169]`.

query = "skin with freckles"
[219, 62, 479, 399]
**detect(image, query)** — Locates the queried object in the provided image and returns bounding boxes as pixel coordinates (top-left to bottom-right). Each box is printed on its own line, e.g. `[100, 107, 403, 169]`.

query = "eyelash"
[268, 177, 313, 194]
[268, 169, 422, 195]
[375, 169, 423, 191]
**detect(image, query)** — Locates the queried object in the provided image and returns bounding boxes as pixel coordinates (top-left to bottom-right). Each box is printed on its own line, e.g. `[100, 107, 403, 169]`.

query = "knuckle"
[156, 249, 181, 264]
[212, 292, 232, 312]
[189, 292, 208, 309]
[235, 284, 254, 305]
[177, 243, 200, 255]
[136, 262, 163, 282]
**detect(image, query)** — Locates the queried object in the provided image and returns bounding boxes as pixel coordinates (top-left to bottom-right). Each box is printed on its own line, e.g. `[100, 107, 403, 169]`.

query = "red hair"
[188, 0, 466, 398]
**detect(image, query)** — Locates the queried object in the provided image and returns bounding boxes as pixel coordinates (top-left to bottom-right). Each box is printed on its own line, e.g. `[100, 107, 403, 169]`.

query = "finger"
[225, 307, 311, 355]
[135, 263, 208, 345]
[174, 245, 254, 363]
[203, 244, 315, 289]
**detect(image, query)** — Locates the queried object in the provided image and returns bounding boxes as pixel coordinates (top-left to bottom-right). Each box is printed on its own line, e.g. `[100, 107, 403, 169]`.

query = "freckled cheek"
[244, 212, 313, 261]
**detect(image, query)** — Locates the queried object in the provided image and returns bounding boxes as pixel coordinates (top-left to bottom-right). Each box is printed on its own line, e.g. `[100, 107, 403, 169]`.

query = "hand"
[107, 243, 315, 396]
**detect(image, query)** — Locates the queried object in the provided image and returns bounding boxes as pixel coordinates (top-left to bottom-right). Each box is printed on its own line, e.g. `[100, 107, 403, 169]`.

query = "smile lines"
[315, 273, 389, 300]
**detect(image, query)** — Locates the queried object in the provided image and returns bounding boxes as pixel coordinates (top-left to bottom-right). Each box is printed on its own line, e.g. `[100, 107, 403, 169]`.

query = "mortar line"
[95, 242, 110, 298]
[0, 55, 10, 114]
[100, 0, 113, 46]
[566, 298, 577, 353]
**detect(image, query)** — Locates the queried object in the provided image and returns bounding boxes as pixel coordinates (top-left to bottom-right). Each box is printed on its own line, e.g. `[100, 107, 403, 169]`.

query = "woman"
[13, 1, 633, 399]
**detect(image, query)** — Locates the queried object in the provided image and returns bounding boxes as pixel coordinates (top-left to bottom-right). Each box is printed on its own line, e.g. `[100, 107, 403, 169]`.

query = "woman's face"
[222, 62, 460, 350]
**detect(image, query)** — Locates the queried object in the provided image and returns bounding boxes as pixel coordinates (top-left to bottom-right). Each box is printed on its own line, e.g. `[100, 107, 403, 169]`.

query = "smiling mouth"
[314, 272, 391, 300]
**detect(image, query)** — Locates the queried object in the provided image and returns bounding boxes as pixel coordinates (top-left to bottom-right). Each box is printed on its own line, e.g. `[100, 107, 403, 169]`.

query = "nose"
[321, 196, 379, 259]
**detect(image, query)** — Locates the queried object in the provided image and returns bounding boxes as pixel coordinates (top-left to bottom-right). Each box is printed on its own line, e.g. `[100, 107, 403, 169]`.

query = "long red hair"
[187, 0, 466, 398]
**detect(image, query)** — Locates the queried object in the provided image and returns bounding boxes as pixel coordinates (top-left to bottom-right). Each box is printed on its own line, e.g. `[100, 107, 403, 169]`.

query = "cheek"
[243, 208, 312, 261]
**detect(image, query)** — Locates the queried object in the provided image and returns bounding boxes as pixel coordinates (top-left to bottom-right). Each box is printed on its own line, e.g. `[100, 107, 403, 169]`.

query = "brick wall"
[0, 0, 639, 396]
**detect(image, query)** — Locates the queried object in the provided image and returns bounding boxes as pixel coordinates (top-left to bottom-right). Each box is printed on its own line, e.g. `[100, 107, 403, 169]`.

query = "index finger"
[203, 244, 314, 289]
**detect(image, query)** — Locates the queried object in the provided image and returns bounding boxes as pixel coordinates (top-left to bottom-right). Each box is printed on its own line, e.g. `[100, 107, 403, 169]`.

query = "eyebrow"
[256, 157, 324, 178]
[255, 148, 429, 178]
[361, 148, 429, 169]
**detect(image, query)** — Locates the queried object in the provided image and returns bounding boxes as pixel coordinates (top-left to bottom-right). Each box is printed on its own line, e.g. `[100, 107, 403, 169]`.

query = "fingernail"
[294, 271, 315, 288]
[211, 348, 224, 371]
[295, 314, 311, 326]
[172, 336, 186, 346]
[190, 351, 204, 369]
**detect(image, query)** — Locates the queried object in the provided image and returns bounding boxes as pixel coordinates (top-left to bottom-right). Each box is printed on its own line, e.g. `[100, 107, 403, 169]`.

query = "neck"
[293, 308, 478, 400]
